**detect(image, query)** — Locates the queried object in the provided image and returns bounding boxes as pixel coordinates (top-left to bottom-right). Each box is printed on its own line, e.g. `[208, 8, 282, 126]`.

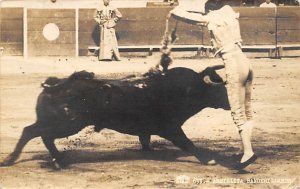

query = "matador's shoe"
[235, 154, 257, 170]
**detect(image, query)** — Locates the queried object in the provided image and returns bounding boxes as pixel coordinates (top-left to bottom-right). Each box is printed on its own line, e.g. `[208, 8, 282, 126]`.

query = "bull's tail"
[0, 123, 41, 166]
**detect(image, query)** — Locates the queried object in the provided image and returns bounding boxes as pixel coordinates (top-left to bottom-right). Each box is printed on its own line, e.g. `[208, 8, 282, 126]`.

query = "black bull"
[0, 66, 229, 168]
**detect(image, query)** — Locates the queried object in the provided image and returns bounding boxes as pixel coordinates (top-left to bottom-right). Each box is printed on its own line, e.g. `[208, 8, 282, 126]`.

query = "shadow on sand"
[14, 140, 299, 173]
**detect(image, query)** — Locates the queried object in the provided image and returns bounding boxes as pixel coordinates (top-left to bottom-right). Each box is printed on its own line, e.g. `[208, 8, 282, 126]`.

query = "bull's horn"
[203, 75, 225, 86]
[102, 84, 112, 89]
[41, 83, 50, 88]
[41, 82, 59, 88]
[210, 65, 225, 70]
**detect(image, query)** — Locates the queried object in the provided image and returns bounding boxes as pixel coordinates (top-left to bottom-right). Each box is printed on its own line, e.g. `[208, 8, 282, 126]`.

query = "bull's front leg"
[139, 134, 151, 151]
[159, 128, 216, 165]
[0, 123, 41, 166]
[41, 137, 66, 169]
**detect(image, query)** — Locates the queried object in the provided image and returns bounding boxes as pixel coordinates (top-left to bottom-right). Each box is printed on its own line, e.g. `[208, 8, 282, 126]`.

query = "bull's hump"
[166, 67, 198, 77]
[165, 67, 200, 83]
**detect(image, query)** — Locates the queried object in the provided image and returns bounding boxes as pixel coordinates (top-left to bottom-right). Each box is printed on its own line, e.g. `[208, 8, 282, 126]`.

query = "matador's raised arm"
[169, 6, 209, 26]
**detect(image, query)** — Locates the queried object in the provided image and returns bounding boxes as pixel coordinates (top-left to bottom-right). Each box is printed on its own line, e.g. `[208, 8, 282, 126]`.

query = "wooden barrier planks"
[0, 6, 299, 57]
[78, 8, 98, 56]
[235, 7, 276, 45]
[0, 8, 23, 56]
[276, 7, 300, 45]
[79, 7, 284, 56]
[78, 7, 206, 56]
[27, 9, 76, 56]
[118, 8, 206, 45]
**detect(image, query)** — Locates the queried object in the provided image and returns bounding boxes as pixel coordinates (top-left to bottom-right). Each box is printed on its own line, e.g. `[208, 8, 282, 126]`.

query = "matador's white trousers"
[221, 44, 253, 131]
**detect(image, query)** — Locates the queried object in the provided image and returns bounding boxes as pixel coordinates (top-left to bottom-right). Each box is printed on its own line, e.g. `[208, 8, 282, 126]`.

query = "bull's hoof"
[52, 159, 62, 170]
[51, 158, 67, 170]
[198, 156, 217, 166]
[0, 156, 16, 167]
[205, 159, 217, 165]
[41, 158, 67, 170]
[0, 160, 13, 167]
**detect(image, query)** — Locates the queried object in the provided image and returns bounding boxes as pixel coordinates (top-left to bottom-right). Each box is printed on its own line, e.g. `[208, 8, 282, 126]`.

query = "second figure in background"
[94, 0, 122, 61]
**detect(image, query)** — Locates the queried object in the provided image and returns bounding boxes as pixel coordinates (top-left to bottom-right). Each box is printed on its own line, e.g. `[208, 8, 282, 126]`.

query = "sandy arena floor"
[0, 56, 299, 189]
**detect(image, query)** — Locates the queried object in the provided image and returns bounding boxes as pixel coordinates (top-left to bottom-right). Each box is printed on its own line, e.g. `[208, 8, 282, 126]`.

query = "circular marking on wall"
[43, 23, 60, 41]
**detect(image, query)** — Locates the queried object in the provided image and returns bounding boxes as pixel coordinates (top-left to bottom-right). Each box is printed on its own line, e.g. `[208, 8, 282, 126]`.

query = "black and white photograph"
[0, 0, 299, 188]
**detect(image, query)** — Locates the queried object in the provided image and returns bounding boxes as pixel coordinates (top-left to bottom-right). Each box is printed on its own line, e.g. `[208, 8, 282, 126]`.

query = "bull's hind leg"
[0, 123, 41, 166]
[160, 128, 216, 165]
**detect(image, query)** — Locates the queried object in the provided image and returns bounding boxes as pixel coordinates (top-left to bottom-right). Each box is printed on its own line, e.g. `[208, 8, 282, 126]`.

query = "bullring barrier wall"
[0, 7, 299, 57]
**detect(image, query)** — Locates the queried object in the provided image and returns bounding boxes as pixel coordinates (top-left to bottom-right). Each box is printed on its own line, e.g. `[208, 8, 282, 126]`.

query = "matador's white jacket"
[170, 5, 242, 55]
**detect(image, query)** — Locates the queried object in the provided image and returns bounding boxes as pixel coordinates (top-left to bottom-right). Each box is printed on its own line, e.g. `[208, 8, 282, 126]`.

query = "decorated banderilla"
[158, 19, 179, 72]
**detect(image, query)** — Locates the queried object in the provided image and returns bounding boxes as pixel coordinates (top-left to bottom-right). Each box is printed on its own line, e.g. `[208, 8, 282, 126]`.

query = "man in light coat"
[94, 0, 122, 61]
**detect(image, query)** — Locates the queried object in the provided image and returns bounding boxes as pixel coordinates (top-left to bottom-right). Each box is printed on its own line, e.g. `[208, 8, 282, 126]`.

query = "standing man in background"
[260, 0, 277, 7]
[94, 0, 122, 61]
[168, 0, 257, 169]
